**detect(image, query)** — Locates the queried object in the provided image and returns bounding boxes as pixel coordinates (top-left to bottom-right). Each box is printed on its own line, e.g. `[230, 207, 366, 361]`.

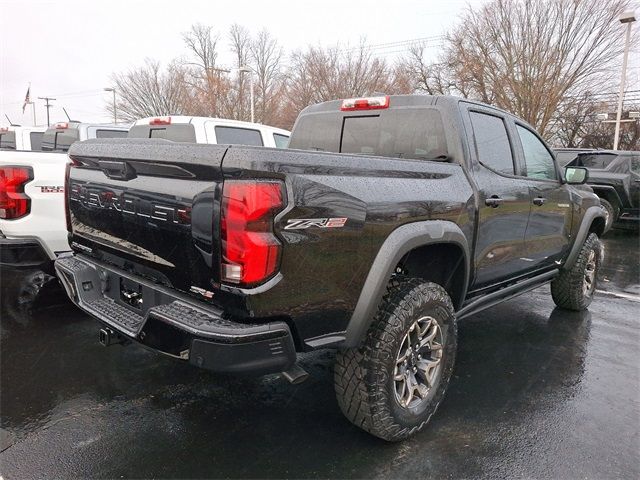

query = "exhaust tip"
[281, 364, 310, 385]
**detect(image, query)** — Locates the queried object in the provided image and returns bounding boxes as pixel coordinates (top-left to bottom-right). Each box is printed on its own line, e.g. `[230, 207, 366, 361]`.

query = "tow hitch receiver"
[99, 327, 127, 347]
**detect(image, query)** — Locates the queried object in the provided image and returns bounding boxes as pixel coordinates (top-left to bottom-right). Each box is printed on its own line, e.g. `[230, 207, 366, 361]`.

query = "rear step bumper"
[54, 254, 296, 375]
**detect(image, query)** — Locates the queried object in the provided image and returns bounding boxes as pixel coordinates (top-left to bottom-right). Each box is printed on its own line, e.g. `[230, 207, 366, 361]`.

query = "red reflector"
[341, 95, 390, 111]
[0, 166, 33, 220]
[149, 116, 171, 125]
[221, 181, 284, 286]
[55, 122, 69, 130]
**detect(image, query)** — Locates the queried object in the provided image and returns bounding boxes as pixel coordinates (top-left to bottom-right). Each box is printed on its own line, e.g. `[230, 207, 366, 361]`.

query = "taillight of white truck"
[0, 166, 33, 220]
[220, 180, 285, 287]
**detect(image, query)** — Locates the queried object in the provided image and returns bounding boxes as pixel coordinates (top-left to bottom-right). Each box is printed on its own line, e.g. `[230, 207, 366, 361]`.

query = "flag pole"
[31, 102, 36, 126]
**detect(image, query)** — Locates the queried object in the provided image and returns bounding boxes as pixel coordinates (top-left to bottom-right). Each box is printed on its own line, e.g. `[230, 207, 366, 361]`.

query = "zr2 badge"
[284, 217, 348, 230]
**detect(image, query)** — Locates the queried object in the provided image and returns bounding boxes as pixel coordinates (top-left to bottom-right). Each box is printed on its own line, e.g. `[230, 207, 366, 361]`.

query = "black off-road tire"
[599, 199, 618, 234]
[551, 233, 602, 311]
[334, 277, 457, 442]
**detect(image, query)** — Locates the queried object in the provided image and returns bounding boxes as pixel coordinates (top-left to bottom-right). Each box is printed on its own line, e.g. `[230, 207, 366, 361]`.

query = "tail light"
[55, 122, 69, 129]
[0, 166, 33, 220]
[341, 95, 390, 111]
[221, 180, 285, 287]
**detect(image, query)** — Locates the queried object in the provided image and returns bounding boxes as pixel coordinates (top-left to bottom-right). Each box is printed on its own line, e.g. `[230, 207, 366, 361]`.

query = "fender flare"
[589, 184, 624, 208]
[342, 220, 470, 347]
[563, 205, 606, 271]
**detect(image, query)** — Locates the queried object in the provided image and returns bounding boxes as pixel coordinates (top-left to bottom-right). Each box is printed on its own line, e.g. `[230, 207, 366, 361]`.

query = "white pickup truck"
[0, 126, 48, 151]
[128, 116, 290, 147]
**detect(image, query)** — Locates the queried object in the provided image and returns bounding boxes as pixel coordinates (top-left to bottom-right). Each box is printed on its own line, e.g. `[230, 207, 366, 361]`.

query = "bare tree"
[437, 0, 635, 136]
[180, 24, 231, 117]
[250, 29, 285, 126]
[107, 60, 193, 121]
[283, 42, 412, 128]
[397, 44, 454, 95]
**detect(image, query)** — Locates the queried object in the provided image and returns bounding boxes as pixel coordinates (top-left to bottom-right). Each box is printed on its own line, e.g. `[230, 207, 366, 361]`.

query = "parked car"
[55, 95, 604, 441]
[567, 150, 640, 231]
[41, 121, 129, 152]
[553, 147, 596, 167]
[0, 121, 130, 272]
[128, 116, 290, 148]
[0, 126, 47, 151]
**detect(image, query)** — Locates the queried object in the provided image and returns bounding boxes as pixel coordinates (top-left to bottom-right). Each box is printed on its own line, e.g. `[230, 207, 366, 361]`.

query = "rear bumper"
[54, 254, 296, 375]
[0, 236, 53, 271]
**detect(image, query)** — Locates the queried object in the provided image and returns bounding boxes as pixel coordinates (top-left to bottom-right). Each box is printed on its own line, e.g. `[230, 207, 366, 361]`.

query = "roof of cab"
[133, 116, 290, 135]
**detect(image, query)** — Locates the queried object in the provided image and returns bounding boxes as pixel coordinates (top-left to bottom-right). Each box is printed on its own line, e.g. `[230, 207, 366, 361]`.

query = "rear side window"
[516, 125, 557, 180]
[95, 129, 127, 139]
[339, 108, 448, 160]
[469, 112, 514, 175]
[29, 132, 43, 151]
[631, 157, 640, 175]
[215, 126, 263, 146]
[128, 124, 197, 143]
[273, 133, 289, 148]
[0, 131, 16, 150]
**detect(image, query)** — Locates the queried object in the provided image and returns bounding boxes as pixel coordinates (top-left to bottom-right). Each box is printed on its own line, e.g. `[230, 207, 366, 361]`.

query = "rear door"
[463, 105, 532, 291]
[514, 123, 572, 270]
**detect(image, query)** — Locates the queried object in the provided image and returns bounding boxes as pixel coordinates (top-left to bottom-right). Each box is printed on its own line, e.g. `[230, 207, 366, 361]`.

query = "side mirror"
[564, 166, 589, 185]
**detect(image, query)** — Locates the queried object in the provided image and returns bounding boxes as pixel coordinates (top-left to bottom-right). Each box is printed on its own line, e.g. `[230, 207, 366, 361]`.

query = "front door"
[515, 123, 572, 270]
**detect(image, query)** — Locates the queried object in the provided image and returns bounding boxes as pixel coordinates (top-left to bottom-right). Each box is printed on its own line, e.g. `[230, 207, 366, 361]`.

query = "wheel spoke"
[393, 315, 445, 409]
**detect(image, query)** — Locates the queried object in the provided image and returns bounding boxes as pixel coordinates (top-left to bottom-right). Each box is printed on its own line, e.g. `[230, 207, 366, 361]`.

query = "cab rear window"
[215, 126, 263, 146]
[41, 129, 80, 152]
[128, 124, 197, 143]
[96, 129, 127, 139]
[291, 108, 448, 161]
[575, 154, 617, 169]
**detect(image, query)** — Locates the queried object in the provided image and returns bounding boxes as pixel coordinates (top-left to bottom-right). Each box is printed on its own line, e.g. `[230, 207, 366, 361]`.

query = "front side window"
[29, 132, 43, 151]
[469, 111, 514, 175]
[273, 133, 289, 149]
[516, 125, 557, 180]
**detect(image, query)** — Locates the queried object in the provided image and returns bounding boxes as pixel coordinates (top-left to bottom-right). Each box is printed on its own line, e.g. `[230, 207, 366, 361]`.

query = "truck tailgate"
[67, 139, 227, 293]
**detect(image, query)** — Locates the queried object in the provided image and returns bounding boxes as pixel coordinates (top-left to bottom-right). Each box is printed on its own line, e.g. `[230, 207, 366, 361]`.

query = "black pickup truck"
[568, 150, 640, 231]
[55, 95, 605, 441]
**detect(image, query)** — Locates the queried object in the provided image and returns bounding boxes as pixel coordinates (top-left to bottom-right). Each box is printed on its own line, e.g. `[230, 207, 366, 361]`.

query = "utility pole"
[237, 66, 254, 123]
[104, 87, 117, 123]
[38, 96, 56, 126]
[613, 11, 636, 150]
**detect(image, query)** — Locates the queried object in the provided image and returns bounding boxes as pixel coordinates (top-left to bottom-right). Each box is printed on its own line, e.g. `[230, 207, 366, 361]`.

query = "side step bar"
[457, 269, 559, 320]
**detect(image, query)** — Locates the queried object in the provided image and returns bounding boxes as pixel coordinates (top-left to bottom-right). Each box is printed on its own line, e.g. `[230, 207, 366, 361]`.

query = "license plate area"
[120, 277, 143, 309]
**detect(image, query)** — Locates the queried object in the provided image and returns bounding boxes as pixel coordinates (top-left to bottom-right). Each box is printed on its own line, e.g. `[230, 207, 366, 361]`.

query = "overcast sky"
[1, 0, 638, 127]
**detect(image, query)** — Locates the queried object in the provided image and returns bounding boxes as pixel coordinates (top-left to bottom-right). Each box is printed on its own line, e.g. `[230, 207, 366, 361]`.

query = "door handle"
[533, 197, 546, 206]
[485, 196, 504, 208]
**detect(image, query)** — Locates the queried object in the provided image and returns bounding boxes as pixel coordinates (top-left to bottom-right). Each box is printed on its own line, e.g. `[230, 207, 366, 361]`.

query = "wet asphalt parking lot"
[1, 230, 639, 479]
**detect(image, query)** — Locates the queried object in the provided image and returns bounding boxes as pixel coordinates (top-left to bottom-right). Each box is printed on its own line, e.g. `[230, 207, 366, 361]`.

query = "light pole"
[613, 11, 636, 151]
[237, 66, 254, 123]
[104, 87, 117, 124]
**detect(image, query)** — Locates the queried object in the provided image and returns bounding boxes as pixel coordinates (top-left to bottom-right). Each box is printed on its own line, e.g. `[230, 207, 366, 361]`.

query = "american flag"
[22, 85, 30, 113]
